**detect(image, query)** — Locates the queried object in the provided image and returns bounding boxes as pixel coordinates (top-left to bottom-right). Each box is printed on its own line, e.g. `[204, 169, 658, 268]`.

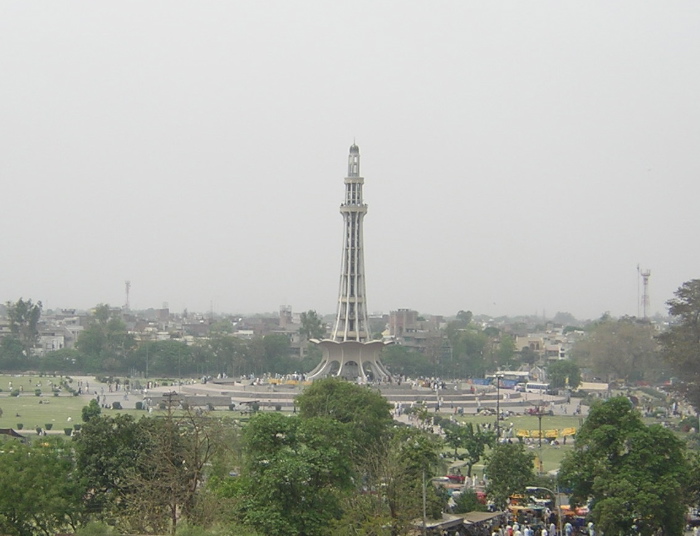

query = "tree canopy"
[484, 442, 535, 510]
[659, 279, 700, 411]
[547, 360, 581, 389]
[6, 298, 42, 358]
[295, 377, 393, 458]
[442, 421, 494, 477]
[299, 310, 326, 340]
[559, 397, 691, 536]
[230, 412, 353, 536]
[571, 316, 663, 382]
[0, 437, 85, 536]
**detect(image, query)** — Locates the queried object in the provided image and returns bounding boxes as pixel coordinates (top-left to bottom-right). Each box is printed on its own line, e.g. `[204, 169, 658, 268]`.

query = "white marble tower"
[308, 143, 391, 381]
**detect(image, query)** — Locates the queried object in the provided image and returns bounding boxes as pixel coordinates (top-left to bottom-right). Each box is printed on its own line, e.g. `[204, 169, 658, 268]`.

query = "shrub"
[45, 423, 53, 430]
[135, 401, 143, 410]
[73, 424, 82, 431]
[638, 386, 665, 400]
[275, 404, 282, 411]
[64, 428, 73, 436]
[174, 522, 210, 536]
[16, 423, 23, 430]
[34, 389, 42, 397]
[251, 402, 260, 412]
[112, 401, 122, 410]
[10, 389, 20, 397]
[75, 521, 116, 536]
[453, 489, 488, 513]
[229, 403, 236, 411]
[679, 415, 699, 433]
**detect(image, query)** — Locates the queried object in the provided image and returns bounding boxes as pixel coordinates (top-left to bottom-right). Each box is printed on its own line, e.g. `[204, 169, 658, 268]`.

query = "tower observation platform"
[307, 144, 391, 382]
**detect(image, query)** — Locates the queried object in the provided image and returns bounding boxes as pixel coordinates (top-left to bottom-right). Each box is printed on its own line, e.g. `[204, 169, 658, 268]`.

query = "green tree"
[231, 412, 353, 536]
[75, 407, 223, 534]
[453, 490, 487, 513]
[130, 340, 192, 377]
[519, 346, 539, 366]
[442, 421, 494, 477]
[0, 437, 87, 536]
[6, 298, 42, 357]
[484, 442, 535, 510]
[296, 377, 393, 459]
[299, 310, 326, 340]
[40, 348, 83, 372]
[559, 397, 691, 536]
[571, 316, 662, 382]
[339, 426, 445, 535]
[547, 360, 581, 389]
[495, 334, 517, 369]
[74, 413, 148, 520]
[380, 345, 433, 377]
[456, 310, 473, 325]
[124, 410, 224, 534]
[448, 328, 489, 377]
[0, 336, 28, 370]
[208, 319, 234, 334]
[81, 399, 102, 422]
[193, 333, 247, 377]
[76, 305, 136, 372]
[262, 334, 291, 373]
[659, 279, 700, 411]
[552, 312, 579, 326]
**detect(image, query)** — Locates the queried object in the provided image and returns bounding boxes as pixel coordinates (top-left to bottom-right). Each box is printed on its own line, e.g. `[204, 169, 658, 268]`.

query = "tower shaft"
[332, 144, 370, 342]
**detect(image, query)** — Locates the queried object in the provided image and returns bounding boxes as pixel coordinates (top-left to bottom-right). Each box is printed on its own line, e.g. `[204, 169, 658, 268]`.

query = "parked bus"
[524, 382, 550, 394]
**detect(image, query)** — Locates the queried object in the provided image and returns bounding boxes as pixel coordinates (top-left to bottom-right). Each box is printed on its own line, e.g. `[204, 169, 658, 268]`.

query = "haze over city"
[1, 2, 699, 320]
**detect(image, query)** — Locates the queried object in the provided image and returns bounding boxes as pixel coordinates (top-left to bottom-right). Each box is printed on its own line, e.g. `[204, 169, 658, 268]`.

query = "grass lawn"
[0, 374, 257, 437]
[0, 373, 143, 434]
[440, 411, 585, 475]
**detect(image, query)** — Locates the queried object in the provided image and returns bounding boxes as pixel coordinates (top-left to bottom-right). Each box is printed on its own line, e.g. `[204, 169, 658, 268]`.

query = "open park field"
[0, 373, 676, 478]
[0, 374, 258, 436]
[447, 411, 585, 475]
[0, 373, 138, 433]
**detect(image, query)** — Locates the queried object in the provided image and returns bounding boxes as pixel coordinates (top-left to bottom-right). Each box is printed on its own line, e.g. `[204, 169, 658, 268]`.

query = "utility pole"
[422, 468, 427, 536]
[526, 486, 562, 536]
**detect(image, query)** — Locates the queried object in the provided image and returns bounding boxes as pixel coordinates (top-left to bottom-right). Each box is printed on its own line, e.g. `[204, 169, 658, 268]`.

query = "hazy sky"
[1, 2, 699, 320]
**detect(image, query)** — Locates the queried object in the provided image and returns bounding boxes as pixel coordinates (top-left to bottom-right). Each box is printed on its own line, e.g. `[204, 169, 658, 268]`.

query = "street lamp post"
[526, 486, 562, 536]
[495, 373, 504, 440]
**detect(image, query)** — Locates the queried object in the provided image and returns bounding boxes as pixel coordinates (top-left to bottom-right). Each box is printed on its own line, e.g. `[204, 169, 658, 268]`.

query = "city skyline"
[1, 3, 698, 320]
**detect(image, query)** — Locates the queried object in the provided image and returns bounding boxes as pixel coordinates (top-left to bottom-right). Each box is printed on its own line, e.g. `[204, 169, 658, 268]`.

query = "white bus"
[524, 382, 550, 394]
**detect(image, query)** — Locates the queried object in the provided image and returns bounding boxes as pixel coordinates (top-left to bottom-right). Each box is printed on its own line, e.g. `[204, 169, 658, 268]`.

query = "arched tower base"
[307, 339, 391, 382]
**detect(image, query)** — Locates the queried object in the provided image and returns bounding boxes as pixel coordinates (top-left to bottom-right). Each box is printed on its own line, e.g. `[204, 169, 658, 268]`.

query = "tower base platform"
[307, 339, 392, 382]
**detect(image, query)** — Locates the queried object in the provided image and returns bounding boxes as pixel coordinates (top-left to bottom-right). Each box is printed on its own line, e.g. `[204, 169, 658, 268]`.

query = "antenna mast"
[125, 280, 131, 311]
[640, 268, 651, 319]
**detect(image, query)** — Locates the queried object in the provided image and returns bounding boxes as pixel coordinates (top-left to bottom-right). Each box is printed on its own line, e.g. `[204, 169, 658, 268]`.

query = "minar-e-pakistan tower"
[308, 143, 391, 382]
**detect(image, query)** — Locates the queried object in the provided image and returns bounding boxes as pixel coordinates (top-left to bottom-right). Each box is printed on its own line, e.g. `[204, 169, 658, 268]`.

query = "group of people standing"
[495, 519, 584, 536]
